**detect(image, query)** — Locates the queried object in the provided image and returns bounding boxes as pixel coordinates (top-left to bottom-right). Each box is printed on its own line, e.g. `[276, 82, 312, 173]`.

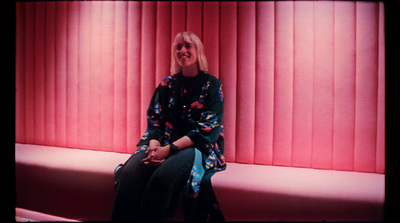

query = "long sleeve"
[186, 78, 224, 155]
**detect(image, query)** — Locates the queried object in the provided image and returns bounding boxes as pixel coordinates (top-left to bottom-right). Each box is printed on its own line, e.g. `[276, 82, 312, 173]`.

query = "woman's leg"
[136, 148, 195, 222]
[111, 151, 157, 221]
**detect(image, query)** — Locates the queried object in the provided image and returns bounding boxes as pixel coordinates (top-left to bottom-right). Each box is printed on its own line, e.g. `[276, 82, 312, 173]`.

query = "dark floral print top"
[135, 71, 226, 198]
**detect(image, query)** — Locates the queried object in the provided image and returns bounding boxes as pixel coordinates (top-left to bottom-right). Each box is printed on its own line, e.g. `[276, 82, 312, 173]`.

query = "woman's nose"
[179, 47, 186, 53]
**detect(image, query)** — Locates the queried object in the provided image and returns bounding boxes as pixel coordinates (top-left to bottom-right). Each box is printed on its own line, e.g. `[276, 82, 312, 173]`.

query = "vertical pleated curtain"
[15, 1, 385, 173]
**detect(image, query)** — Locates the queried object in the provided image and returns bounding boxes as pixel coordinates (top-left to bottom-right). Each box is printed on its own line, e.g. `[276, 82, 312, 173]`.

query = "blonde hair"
[170, 32, 208, 74]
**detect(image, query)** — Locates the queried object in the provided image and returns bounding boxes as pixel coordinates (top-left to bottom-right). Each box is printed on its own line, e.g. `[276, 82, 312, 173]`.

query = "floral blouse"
[135, 71, 226, 198]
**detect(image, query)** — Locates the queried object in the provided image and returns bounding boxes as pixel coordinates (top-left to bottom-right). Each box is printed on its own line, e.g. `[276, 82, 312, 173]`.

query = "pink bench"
[15, 143, 384, 222]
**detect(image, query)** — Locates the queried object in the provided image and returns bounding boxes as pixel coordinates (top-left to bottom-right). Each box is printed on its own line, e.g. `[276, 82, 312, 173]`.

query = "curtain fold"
[219, 1, 237, 162]
[333, 2, 357, 171]
[273, 1, 294, 167]
[236, 1, 256, 164]
[255, 1, 274, 165]
[312, 1, 334, 170]
[15, 1, 385, 173]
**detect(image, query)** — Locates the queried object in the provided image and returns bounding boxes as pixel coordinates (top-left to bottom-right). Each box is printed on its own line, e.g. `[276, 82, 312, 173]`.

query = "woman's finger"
[141, 156, 151, 163]
[151, 159, 165, 165]
[141, 151, 155, 162]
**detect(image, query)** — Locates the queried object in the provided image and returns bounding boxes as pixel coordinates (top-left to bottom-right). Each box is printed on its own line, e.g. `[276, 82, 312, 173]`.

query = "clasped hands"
[141, 140, 170, 165]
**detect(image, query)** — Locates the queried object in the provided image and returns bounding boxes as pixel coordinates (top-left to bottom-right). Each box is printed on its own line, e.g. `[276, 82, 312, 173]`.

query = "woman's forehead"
[176, 41, 193, 46]
[175, 34, 194, 45]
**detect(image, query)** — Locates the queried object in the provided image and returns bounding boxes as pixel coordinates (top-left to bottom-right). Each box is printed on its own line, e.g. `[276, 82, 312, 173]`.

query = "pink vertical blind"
[15, 1, 385, 173]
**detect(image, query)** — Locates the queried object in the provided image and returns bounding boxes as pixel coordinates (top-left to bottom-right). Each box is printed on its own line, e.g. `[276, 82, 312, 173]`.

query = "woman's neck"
[181, 63, 199, 77]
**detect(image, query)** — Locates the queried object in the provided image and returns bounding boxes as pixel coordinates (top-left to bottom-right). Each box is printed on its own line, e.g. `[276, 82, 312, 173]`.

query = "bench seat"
[15, 143, 384, 222]
[212, 163, 384, 222]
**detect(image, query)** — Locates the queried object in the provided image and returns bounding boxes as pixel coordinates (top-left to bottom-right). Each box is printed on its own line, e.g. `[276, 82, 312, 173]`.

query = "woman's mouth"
[179, 56, 189, 61]
[179, 54, 189, 60]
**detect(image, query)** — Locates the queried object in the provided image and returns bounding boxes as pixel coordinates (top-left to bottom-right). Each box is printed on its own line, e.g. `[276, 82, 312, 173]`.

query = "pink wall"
[15, 1, 385, 173]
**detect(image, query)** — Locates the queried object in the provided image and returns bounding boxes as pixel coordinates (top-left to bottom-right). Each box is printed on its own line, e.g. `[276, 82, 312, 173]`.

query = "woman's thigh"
[116, 150, 157, 193]
[112, 150, 159, 221]
[136, 148, 196, 221]
[151, 147, 195, 186]
[140, 148, 195, 203]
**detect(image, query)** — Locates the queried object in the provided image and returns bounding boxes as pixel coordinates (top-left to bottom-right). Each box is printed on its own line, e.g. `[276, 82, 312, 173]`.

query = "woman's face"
[175, 41, 198, 69]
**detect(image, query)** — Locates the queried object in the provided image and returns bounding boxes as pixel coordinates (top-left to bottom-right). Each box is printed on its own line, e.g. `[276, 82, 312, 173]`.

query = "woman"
[111, 32, 226, 222]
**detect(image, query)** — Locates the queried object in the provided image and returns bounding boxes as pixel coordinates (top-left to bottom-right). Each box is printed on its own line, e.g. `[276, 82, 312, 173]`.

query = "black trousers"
[111, 148, 195, 222]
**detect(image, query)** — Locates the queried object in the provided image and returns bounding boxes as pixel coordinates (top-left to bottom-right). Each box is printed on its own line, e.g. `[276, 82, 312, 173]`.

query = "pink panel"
[77, 2, 93, 149]
[66, 1, 80, 148]
[44, 2, 56, 146]
[113, 1, 128, 153]
[273, 1, 294, 166]
[171, 1, 186, 42]
[89, 2, 103, 150]
[292, 1, 314, 168]
[34, 2, 46, 145]
[15, 2, 26, 143]
[24, 2, 36, 144]
[219, 1, 237, 162]
[99, 1, 116, 151]
[312, 1, 334, 169]
[156, 1, 171, 83]
[376, 2, 385, 173]
[333, 1, 356, 171]
[55, 2, 68, 147]
[354, 2, 379, 172]
[127, 1, 142, 153]
[203, 2, 219, 77]
[236, 1, 256, 164]
[140, 2, 157, 135]
[254, 1, 274, 165]
[186, 1, 202, 39]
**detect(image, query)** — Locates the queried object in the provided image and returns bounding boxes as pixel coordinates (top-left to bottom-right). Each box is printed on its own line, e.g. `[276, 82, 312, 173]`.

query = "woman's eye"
[185, 44, 191, 49]
[177, 45, 182, 50]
